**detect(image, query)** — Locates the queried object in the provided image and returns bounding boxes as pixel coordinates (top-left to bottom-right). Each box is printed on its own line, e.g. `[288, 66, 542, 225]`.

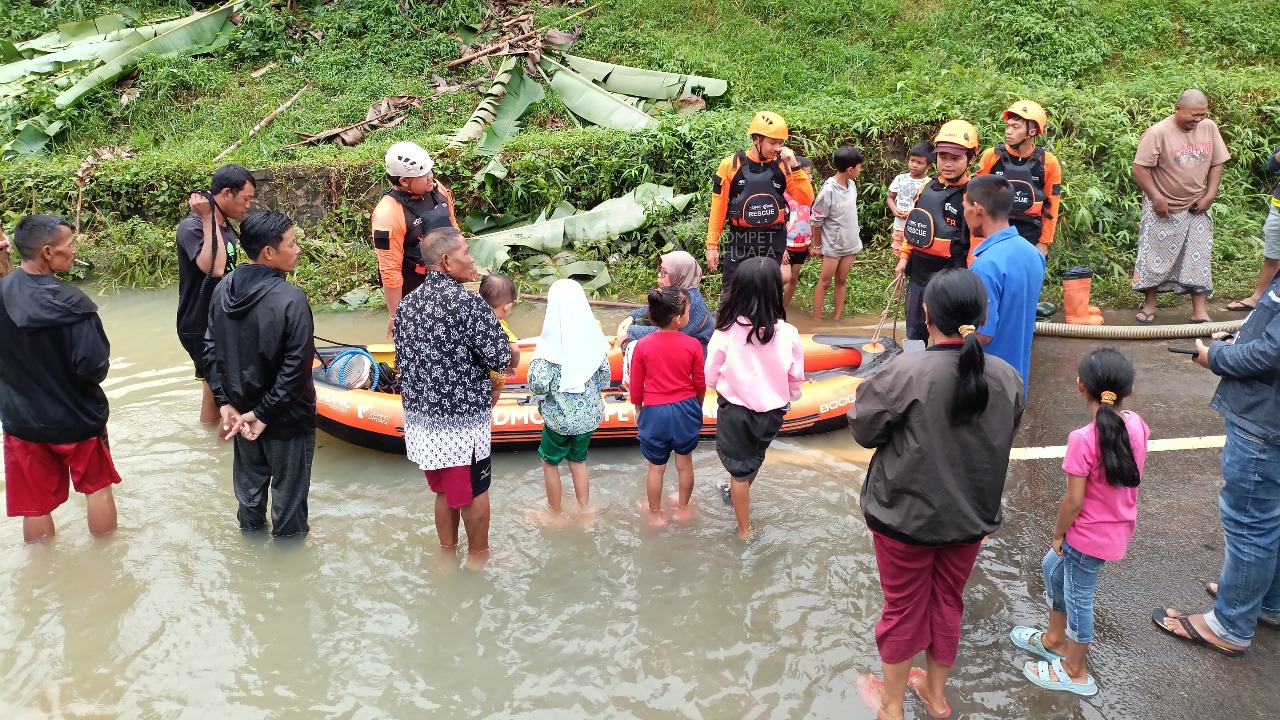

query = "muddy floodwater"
[1, 290, 1155, 719]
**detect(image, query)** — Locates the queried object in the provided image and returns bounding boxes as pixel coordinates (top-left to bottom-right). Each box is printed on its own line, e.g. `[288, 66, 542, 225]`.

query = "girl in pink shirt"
[1012, 348, 1148, 697]
[705, 257, 805, 539]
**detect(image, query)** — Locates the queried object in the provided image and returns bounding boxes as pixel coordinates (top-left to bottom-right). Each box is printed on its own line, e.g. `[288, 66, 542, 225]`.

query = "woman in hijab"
[528, 279, 612, 513]
[616, 251, 714, 353]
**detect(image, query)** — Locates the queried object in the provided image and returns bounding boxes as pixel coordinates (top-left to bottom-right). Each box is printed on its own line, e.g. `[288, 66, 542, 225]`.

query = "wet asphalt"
[982, 316, 1279, 720]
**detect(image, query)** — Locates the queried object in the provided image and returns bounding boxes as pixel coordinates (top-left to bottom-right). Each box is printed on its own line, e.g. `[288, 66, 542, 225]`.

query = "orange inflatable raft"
[314, 335, 901, 454]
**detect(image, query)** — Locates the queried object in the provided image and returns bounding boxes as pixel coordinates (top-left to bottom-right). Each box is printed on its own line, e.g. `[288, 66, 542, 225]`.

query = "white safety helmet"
[385, 141, 434, 178]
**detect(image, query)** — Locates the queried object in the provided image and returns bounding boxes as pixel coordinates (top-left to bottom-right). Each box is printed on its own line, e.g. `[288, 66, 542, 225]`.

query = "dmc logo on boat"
[819, 393, 858, 414]
[357, 406, 391, 425]
[492, 407, 544, 426]
[320, 396, 352, 413]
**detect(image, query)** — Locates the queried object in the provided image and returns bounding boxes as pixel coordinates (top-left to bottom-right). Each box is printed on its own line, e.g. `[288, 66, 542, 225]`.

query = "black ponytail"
[1078, 348, 1140, 487]
[922, 269, 989, 425]
[716, 256, 784, 344]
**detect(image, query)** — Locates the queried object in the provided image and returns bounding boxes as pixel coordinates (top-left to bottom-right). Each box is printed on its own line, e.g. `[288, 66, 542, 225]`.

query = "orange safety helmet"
[747, 110, 790, 140]
[1003, 100, 1048, 134]
[933, 119, 980, 155]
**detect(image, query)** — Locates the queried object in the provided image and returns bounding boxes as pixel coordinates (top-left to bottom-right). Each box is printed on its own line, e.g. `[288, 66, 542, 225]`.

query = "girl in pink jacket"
[705, 257, 805, 539]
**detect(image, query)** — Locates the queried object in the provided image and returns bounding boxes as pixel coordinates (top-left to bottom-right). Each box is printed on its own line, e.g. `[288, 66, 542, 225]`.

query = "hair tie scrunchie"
[1100, 391, 1117, 405]
[958, 324, 976, 338]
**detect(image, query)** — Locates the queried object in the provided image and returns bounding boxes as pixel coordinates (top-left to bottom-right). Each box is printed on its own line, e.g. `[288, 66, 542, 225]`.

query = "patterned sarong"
[1132, 198, 1213, 294]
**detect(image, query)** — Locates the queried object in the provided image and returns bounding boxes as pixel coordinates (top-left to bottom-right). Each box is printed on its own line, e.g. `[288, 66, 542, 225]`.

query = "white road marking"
[1010, 435, 1226, 460]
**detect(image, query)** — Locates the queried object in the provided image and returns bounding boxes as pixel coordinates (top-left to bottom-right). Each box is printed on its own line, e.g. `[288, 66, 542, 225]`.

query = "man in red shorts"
[0, 215, 120, 542]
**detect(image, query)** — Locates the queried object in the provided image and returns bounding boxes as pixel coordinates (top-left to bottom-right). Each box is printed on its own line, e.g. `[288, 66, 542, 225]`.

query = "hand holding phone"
[1168, 346, 1198, 355]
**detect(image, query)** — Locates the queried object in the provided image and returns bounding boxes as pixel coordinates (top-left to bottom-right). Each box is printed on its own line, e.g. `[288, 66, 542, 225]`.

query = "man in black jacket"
[0, 215, 120, 542]
[203, 211, 316, 536]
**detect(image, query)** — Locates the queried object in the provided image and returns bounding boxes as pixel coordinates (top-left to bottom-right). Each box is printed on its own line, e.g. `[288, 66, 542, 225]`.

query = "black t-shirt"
[175, 212, 237, 337]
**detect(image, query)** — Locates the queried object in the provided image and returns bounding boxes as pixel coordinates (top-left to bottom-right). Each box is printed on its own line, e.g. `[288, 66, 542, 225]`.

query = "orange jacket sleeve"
[1041, 151, 1062, 245]
[706, 155, 735, 251]
[371, 196, 407, 289]
[438, 182, 461, 229]
[975, 148, 997, 176]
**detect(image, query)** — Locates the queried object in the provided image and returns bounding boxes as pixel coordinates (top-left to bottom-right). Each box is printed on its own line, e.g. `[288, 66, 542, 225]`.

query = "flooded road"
[1, 292, 1277, 719]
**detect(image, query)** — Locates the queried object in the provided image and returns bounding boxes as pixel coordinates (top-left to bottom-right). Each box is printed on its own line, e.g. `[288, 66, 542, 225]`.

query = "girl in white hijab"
[528, 279, 612, 512]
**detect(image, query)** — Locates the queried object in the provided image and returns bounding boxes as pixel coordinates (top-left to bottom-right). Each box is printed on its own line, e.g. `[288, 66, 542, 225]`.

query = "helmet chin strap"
[752, 136, 776, 162]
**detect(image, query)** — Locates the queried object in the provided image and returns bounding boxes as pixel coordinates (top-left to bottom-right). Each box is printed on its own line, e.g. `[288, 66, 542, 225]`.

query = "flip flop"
[1225, 300, 1256, 311]
[855, 674, 904, 720]
[1205, 584, 1280, 630]
[907, 668, 951, 718]
[1190, 318, 1211, 324]
[1151, 608, 1245, 657]
[1021, 658, 1098, 697]
[1010, 626, 1066, 662]
[1135, 310, 1155, 324]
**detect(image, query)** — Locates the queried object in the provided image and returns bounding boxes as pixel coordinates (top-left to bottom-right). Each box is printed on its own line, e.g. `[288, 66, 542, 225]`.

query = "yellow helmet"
[747, 110, 789, 140]
[1003, 100, 1048, 134]
[933, 119, 979, 156]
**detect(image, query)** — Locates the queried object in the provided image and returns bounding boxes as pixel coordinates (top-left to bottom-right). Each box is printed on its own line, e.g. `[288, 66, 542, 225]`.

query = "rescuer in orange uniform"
[706, 111, 815, 297]
[975, 100, 1062, 257]
[371, 142, 460, 336]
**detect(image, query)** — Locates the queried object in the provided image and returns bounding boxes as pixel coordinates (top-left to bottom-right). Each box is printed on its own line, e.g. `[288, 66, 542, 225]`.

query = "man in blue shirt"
[964, 175, 1046, 393]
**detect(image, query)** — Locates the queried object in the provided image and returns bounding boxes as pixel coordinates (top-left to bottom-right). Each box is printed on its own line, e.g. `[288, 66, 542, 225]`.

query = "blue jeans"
[1042, 537, 1106, 644]
[1205, 422, 1280, 647]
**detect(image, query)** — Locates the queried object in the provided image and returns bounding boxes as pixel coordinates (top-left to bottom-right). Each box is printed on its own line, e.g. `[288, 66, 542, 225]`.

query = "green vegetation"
[2, 0, 1280, 313]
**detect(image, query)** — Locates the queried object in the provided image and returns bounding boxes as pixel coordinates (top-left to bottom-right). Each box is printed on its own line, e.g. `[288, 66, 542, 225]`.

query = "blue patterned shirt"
[528, 358, 612, 436]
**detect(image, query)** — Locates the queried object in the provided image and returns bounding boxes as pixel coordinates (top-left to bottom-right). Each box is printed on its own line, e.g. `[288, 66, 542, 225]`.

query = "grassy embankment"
[2, 0, 1279, 313]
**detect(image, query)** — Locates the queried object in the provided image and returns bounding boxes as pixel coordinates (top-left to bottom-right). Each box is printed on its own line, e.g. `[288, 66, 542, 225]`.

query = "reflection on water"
[0, 290, 1109, 719]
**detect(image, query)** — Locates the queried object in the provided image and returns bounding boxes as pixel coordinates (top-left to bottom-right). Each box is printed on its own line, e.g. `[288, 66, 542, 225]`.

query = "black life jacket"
[727, 151, 787, 229]
[385, 187, 453, 267]
[903, 178, 966, 257]
[990, 143, 1049, 243]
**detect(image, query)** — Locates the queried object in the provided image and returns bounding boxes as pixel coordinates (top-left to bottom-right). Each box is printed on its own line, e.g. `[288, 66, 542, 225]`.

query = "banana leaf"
[0, 115, 64, 156]
[475, 65, 544, 156]
[469, 183, 696, 272]
[562, 54, 727, 101]
[0, 35, 145, 84]
[542, 56, 654, 131]
[54, 2, 241, 110]
[524, 253, 610, 292]
[449, 56, 520, 148]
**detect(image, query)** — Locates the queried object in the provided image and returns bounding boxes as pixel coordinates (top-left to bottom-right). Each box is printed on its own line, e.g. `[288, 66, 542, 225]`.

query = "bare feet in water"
[638, 499, 669, 527]
[523, 507, 571, 528]
[668, 494, 695, 523]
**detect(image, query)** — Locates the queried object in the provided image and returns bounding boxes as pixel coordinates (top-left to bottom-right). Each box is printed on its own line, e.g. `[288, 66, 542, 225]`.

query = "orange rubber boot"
[1063, 278, 1105, 325]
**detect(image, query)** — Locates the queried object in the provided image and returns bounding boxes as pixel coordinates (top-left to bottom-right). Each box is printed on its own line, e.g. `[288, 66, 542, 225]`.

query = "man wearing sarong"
[1131, 89, 1230, 324]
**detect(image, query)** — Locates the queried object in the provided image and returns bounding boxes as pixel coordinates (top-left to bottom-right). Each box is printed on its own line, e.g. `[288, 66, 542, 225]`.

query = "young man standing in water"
[176, 164, 256, 425]
[204, 212, 316, 537]
[0, 215, 120, 542]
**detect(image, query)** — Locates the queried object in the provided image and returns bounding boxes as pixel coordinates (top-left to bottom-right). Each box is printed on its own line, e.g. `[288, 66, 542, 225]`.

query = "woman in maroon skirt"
[848, 268, 1025, 719]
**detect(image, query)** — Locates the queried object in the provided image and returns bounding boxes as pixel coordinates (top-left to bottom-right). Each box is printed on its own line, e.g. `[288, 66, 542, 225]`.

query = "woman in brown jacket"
[848, 268, 1025, 720]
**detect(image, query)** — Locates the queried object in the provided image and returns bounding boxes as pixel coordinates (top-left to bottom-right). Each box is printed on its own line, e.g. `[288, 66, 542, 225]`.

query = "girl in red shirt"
[629, 287, 706, 522]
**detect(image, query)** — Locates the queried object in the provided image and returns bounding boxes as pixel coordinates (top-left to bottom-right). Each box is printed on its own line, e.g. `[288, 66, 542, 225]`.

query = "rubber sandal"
[1021, 658, 1098, 697]
[1010, 626, 1066, 662]
[907, 668, 951, 718]
[1205, 584, 1280, 630]
[855, 674, 904, 720]
[1225, 300, 1256, 311]
[1135, 310, 1155, 324]
[1151, 608, 1244, 657]
[1190, 318, 1211, 324]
